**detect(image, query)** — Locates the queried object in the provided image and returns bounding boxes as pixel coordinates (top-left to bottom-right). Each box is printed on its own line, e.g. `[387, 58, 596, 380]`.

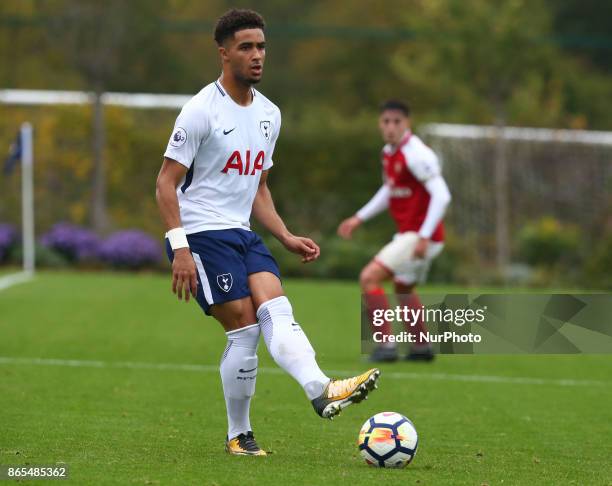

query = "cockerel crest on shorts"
[217, 273, 233, 292]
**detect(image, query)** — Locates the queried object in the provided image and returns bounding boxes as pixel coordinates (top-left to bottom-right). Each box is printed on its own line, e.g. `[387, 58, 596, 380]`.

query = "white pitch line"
[0, 271, 34, 292]
[0, 356, 607, 388]
[372, 370, 608, 387]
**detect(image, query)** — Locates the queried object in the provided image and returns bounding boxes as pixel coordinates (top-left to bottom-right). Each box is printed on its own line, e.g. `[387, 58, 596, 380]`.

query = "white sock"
[220, 323, 260, 440]
[257, 296, 329, 400]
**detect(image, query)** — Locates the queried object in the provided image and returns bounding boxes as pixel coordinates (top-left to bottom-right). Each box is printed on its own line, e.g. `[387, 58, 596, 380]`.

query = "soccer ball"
[357, 412, 418, 468]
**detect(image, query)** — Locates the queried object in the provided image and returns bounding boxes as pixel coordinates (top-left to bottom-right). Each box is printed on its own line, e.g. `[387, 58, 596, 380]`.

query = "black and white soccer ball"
[357, 412, 418, 468]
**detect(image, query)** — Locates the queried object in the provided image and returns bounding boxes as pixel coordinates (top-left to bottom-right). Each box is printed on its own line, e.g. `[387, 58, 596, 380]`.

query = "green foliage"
[9, 244, 68, 268]
[1, 0, 611, 286]
[427, 231, 481, 285]
[0, 105, 174, 236]
[263, 234, 380, 280]
[517, 217, 581, 266]
[584, 231, 612, 289]
[1, 0, 611, 127]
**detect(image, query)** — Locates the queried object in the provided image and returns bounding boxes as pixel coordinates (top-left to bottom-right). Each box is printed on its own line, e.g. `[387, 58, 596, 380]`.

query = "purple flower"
[98, 230, 162, 269]
[40, 222, 101, 262]
[0, 223, 18, 261]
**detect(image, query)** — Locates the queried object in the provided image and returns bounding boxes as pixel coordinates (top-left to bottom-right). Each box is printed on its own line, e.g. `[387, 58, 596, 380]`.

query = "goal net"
[421, 123, 612, 274]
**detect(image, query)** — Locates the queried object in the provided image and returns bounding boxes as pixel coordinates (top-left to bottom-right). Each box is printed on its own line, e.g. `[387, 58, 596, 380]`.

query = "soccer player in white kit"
[155, 9, 380, 456]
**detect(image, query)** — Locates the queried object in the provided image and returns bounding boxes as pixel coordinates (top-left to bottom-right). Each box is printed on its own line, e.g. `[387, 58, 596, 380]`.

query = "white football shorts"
[374, 231, 444, 285]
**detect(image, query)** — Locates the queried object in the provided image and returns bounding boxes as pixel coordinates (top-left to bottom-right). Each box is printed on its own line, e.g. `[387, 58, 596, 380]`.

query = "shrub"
[9, 244, 68, 268]
[584, 232, 612, 290]
[517, 217, 580, 266]
[40, 223, 101, 262]
[98, 230, 162, 269]
[0, 223, 18, 263]
[260, 233, 379, 280]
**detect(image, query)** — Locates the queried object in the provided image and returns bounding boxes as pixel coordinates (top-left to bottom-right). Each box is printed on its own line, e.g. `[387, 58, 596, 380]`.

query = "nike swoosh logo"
[238, 367, 257, 373]
[223, 128, 236, 135]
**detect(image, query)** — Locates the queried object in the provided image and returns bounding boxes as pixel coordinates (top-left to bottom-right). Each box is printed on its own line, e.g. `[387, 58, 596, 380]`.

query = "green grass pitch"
[1, 272, 611, 485]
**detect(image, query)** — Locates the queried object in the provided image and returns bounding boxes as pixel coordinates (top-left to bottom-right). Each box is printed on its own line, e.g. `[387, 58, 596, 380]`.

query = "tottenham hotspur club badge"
[217, 273, 233, 293]
[260, 120, 271, 141]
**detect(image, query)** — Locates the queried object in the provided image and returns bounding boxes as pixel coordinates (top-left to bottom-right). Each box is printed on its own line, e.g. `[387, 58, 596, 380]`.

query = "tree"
[390, 0, 562, 272]
[43, 0, 173, 233]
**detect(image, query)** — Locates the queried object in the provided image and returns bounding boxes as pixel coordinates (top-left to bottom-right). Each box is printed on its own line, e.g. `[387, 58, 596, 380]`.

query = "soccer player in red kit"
[338, 100, 451, 362]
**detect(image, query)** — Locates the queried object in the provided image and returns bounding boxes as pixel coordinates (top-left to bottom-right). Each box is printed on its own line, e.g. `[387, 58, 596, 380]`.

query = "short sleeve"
[263, 109, 281, 170]
[164, 102, 209, 168]
[407, 147, 441, 182]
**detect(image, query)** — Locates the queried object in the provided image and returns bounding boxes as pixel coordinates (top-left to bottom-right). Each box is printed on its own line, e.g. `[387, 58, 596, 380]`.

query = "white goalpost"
[20, 122, 35, 274]
[0, 122, 35, 291]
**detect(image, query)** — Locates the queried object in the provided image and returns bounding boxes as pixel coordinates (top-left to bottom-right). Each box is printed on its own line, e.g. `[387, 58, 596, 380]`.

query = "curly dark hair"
[379, 100, 410, 117]
[214, 9, 265, 46]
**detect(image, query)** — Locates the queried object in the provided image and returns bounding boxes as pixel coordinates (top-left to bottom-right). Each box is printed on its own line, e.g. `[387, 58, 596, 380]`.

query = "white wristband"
[166, 227, 189, 251]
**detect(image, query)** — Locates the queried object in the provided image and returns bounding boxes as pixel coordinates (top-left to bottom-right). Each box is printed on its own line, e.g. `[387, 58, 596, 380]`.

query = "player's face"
[221, 28, 266, 85]
[379, 110, 409, 145]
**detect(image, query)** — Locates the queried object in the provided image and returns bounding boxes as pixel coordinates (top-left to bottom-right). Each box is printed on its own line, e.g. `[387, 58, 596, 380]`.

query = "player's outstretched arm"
[155, 157, 198, 302]
[252, 170, 320, 263]
[337, 215, 362, 240]
[337, 184, 391, 239]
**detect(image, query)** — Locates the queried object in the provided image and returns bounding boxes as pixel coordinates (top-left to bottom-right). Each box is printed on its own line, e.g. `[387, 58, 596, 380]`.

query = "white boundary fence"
[0, 89, 189, 109]
[422, 123, 612, 146]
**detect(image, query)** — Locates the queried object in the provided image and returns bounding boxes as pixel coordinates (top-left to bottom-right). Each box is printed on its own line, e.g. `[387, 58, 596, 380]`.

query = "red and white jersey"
[382, 131, 444, 241]
[164, 80, 281, 234]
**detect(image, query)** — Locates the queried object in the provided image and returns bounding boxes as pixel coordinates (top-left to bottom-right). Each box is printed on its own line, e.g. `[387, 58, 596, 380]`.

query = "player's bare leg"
[211, 296, 257, 332]
[250, 271, 380, 419]
[360, 260, 398, 362]
[211, 298, 267, 456]
[394, 282, 435, 362]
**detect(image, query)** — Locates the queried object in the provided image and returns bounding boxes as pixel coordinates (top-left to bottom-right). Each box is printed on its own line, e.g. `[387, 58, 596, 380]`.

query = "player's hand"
[337, 216, 362, 239]
[413, 237, 429, 259]
[172, 248, 198, 302]
[282, 234, 320, 263]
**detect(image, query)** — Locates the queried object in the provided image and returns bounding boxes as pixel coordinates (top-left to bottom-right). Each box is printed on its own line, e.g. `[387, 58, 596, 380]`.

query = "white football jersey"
[164, 80, 281, 234]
